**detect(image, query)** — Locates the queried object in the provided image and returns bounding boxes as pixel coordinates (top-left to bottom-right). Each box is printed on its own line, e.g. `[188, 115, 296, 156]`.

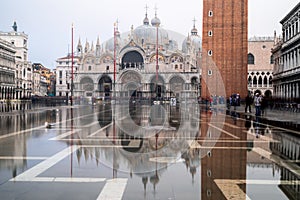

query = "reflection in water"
[270, 132, 300, 199]
[200, 109, 247, 200]
[1, 102, 299, 199]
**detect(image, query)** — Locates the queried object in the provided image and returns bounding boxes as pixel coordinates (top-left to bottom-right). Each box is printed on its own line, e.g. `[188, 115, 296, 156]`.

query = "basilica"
[55, 11, 201, 103]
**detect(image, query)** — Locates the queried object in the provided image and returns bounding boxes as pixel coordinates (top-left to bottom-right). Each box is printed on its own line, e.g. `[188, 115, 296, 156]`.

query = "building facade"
[272, 2, 300, 101]
[32, 63, 55, 96]
[55, 55, 80, 97]
[0, 38, 16, 100]
[57, 11, 201, 103]
[0, 22, 32, 99]
[247, 37, 274, 97]
[201, 0, 248, 100]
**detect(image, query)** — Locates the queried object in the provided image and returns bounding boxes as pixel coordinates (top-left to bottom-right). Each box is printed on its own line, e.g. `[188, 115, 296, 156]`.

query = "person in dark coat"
[245, 94, 253, 113]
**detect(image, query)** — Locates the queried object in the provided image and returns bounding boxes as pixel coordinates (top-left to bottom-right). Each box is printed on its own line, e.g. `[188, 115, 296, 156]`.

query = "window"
[208, 30, 213, 36]
[248, 53, 255, 64]
[270, 55, 274, 64]
[208, 10, 213, 17]
[208, 50, 213, 56]
[88, 66, 92, 71]
[208, 70, 212, 76]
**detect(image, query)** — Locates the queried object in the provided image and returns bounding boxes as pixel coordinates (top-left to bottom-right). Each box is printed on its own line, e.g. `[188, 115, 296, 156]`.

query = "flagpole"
[113, 22, 116, 101]
[71, 23, 74, 106]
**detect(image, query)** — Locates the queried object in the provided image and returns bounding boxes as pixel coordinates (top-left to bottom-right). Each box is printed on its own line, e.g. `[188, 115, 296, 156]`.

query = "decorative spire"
[96, 36, 101, 56]
[143, 4, 149, 25]
[191, 17, 198, 36]
[12, 21, 17, 32]
[96, 36, 100, 46]
[91, 41, 94, 51]
[77, 37, 82, 54]
[78, 37, 82, 46]
[151, 5, 161, 27]
[85, 39, 90, 53]
[130, 25, 134, 40]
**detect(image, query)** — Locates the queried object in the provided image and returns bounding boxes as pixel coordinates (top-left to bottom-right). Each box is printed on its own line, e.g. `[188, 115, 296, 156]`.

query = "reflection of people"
[254, 93, 262, 116]
[254, 116, 260, 138]
[260, 95, 266, 116]
[244, 115, 252, 130]
[245, 94, 253, 113]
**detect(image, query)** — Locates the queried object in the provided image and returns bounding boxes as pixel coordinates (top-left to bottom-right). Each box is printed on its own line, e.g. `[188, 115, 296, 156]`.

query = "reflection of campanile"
[201, 0, 248, 99]
[200, 115, 247, 200]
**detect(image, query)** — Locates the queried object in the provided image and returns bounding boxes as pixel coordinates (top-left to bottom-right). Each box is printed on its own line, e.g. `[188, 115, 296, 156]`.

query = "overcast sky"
[0, 0, 299, 69]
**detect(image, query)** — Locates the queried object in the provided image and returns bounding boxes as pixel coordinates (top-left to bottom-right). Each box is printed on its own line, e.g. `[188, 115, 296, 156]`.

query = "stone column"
[298, 48, 300, 66]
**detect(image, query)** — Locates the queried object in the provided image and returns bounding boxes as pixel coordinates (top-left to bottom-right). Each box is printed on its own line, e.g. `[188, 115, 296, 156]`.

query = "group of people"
[245, 93, 264, 116]
[227, 94, 241, 110]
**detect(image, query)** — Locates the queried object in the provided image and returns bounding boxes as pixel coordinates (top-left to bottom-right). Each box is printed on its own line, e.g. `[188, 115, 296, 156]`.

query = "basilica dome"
[133, 13, 169, 48]
[182, 24, 202, 53]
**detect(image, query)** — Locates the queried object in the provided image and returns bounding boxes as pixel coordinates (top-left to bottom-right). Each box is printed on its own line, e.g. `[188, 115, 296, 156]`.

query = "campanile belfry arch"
[201, 0, 248, 99]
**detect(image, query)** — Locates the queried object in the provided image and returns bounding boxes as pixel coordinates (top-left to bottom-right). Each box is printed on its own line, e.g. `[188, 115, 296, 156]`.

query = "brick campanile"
[201, 0, 248, 99]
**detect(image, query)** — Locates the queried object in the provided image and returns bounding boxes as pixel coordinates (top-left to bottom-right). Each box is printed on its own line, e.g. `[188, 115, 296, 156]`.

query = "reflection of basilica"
[71, 9, 201, 101]
[73, 103, 201, 193]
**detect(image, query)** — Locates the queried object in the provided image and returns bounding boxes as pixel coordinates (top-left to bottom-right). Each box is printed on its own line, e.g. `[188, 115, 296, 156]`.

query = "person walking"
[254, 93, 262, 116]
[245, 93, 253, 113]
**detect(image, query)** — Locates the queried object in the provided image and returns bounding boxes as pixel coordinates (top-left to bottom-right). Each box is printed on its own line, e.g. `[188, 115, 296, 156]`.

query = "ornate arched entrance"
[80, 77, 94, 97]
[150, 75, 165, 99]
[121, 50, 144, 70]
[119, 70, 142, 99]
[98, 75, 112, 99]
[169, 76, 185, 98]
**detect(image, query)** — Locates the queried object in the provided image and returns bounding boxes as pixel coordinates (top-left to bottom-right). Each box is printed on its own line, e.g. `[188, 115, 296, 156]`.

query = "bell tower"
[201, 0, 248, 99]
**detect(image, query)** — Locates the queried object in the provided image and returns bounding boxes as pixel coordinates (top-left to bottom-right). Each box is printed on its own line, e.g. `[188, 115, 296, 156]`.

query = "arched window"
[263, 76, 268, 86]
[270, 55, 274, 64]
[248, 76, 252, 86]
[258, 76, 262, 86]
[248, 53, 255, 64]
[253, 76, 257, 85]
[264, 76, 268, 85]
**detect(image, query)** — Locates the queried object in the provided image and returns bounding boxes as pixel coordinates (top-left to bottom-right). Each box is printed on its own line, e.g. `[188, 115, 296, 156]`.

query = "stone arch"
[169, 75, 185, 98]
[80, 77, 94, 91]
[121, 50, 144, 70]
[119, 70, 142, 85]
[99, 53, 113, 64]
[254, 89, 262, 95]
[98, 75, 112, 99]
[169, 53, 183, 63]
[149, 53, 166, 63]
[264, 90, 272, 98]
[150, 75, 165, 98]
[82, 55, 95, 71]
[119, 70, 142, 98]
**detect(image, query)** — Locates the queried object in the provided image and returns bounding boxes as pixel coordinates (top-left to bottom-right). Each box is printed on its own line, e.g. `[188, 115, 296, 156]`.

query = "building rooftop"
[248, 36, 274, 42]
